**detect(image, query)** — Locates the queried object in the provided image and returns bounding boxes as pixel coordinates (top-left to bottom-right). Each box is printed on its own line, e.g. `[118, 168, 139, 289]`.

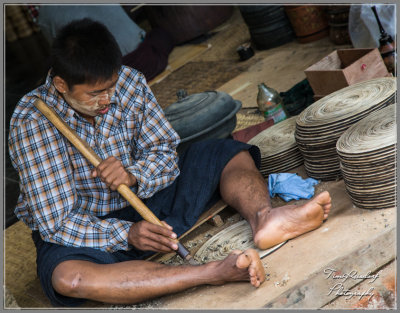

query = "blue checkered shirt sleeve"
[8, 115, 132, 252]
[124, 73, 180, 198]
[8, 66, 181, 252]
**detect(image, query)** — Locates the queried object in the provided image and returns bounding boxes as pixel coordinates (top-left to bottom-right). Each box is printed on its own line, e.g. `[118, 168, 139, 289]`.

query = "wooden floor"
[4, 7, 396, 310]
[155, 167, 396, 309]
[4, 169, 396, 309]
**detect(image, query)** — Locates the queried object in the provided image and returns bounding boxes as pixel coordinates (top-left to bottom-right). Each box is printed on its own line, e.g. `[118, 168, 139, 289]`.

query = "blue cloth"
[268, 173, 319, 202]
[32, 139, 261, 307]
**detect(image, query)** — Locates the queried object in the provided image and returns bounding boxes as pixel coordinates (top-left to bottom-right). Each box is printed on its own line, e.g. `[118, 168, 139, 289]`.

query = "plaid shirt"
[8, 66, 180, 252]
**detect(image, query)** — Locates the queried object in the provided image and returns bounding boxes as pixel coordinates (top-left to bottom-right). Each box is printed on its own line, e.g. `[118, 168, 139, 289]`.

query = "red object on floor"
[232, 119, 274, 143]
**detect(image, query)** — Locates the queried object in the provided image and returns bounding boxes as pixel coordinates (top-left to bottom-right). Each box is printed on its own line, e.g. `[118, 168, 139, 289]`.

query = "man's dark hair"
[51, 18, 122, 88]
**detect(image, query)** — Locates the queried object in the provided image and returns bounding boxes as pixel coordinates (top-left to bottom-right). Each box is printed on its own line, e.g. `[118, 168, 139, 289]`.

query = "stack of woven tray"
[295, 77, 396, 181]
[336, 104, 396, 210]
[248, 116, 303, 178]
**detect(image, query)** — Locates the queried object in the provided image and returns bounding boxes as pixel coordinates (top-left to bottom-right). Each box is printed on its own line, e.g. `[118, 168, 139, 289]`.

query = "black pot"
[251, 24, 295, 49]
[239, 5, 295, 50]
[164, 90, 242, 152]
[144, 6, 234, 45]
[240, 6, 286, 30]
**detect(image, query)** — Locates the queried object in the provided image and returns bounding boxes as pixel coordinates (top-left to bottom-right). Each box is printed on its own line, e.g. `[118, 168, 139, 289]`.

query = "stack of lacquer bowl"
[336, 105, 396, 210]
[248, 116, 303, 178]
[295, 77, 396, 181]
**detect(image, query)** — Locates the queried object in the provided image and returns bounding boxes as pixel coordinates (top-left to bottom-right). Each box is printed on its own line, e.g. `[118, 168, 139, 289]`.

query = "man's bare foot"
[210, 249, 265, 287]
[253, 191, 332, 250]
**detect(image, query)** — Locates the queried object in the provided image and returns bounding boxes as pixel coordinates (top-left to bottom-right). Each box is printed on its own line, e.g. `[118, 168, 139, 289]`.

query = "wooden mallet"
[34, 98, 198, 265]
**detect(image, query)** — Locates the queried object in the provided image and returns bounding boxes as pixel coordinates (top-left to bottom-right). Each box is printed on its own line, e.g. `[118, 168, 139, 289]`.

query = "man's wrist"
[128, 173, 137, 187]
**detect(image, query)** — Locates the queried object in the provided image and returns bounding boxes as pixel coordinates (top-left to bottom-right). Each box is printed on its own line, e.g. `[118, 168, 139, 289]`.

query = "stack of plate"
[336, 105, 396, 210]
[248, 116, 303, 177]
[295, 77, 396, 181]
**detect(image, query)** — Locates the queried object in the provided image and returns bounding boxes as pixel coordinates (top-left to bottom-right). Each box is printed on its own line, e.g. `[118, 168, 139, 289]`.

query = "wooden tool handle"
[34, 99, 193, 260]
[33, 99, 167, 230]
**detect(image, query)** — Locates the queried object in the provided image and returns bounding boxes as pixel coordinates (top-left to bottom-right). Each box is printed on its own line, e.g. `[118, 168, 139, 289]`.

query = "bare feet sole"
[254, 191, 332, 250]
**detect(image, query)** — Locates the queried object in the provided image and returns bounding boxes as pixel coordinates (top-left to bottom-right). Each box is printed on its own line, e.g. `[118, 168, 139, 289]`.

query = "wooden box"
[304, 48, 390, 98]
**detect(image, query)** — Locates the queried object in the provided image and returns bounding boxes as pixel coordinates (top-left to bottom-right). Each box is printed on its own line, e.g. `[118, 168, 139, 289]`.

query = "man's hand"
[128, 220, 179, 253]
[92, 156, 137, 190]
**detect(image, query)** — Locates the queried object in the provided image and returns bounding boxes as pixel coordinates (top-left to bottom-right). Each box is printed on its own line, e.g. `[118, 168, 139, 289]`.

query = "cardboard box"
[305, 48, 390, 98]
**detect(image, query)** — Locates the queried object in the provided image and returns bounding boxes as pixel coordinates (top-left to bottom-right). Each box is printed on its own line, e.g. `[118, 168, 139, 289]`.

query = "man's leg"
[219, 150, 332, 249]
[51, 249, 264, 304]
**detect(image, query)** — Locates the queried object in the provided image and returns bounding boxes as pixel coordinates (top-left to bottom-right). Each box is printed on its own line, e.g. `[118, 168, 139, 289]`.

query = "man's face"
[59, 73, 119, 119]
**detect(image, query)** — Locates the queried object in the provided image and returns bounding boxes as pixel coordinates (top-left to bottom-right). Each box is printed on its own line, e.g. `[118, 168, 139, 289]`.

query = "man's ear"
[53, 76, 69, 94]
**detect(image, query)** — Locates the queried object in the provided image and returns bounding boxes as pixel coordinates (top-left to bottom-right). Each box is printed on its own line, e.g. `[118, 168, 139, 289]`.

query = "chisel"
[34, 98, 198, 265]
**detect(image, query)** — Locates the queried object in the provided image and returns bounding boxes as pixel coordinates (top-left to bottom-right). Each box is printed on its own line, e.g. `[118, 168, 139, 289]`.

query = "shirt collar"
[39, 70, 76, 122]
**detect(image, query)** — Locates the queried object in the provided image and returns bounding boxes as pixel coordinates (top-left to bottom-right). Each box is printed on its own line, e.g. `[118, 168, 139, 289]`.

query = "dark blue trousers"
[32, 139, 261, 307]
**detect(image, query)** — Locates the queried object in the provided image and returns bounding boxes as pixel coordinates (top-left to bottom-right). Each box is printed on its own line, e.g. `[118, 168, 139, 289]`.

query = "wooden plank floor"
[217, 40, 350, 108]
[146, 166, 396, 309]
[7, 165, 395, 309]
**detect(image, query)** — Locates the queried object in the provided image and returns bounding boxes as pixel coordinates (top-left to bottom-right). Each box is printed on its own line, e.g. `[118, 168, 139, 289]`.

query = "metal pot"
[164, 90, 242, 152]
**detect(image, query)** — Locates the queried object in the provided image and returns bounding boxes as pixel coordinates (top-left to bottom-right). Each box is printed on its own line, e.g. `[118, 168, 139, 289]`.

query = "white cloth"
[349, 4, 396, 48]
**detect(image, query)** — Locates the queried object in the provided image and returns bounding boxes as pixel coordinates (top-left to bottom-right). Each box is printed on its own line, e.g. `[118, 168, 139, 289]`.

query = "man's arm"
[8, 115, 132, 253]
[91, 155, 180, 253]
[121, 69, 181, 199]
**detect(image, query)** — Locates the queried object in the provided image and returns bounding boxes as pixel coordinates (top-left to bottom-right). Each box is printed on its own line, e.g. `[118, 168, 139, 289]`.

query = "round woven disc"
[248, 116, 304, 176]
[248, 116, 299, 158]
[296, 78, 396, 127]
[336, 105, 396, 154]
[193, 220, 286, 263]
[294, 78, 396, 181]
[336, 104, 396, 209]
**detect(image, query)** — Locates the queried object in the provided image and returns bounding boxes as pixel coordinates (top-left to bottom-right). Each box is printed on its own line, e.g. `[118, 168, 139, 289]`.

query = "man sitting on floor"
[8, 19, 331, 307]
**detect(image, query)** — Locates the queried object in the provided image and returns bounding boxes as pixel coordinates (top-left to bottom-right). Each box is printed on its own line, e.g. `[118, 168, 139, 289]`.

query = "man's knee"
[52, 260, 85, 297]
[224, 150, 257, 173]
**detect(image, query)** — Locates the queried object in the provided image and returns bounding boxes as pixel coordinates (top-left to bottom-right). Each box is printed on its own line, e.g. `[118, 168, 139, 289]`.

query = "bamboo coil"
[294, 77, 396, 180]
[248, 116, 304, 177]
[194, 219, 286, 263]
[296, 78, 396, 128]
[336, 104, 396, 209]
[336, 105, 396, 154]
